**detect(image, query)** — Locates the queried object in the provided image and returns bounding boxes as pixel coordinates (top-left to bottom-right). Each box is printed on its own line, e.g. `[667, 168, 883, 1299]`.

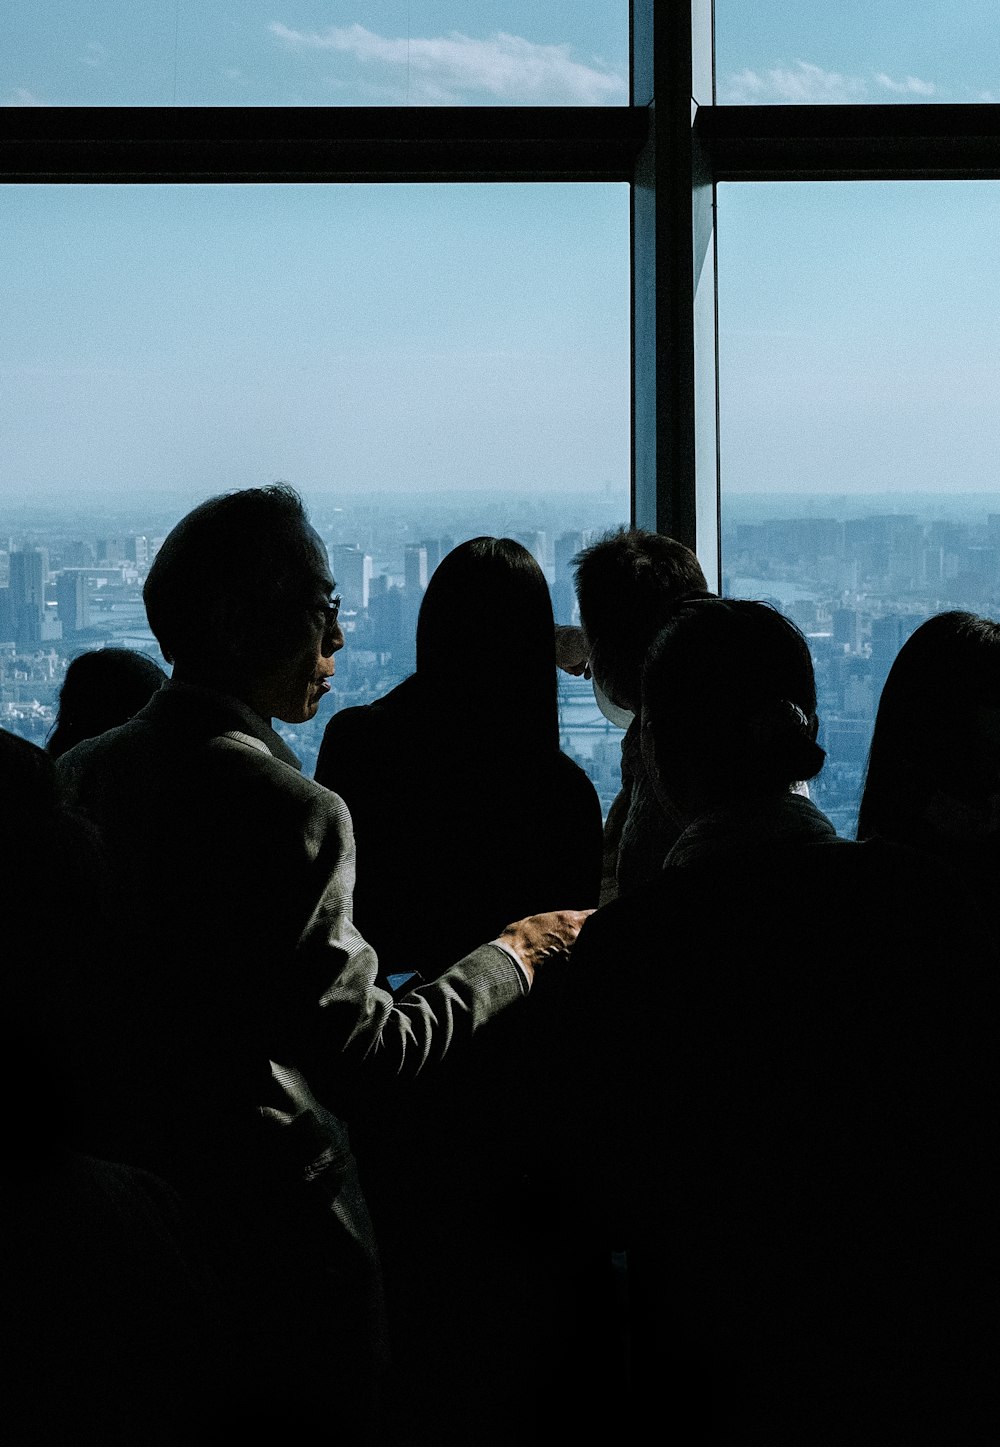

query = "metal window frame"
[3, 0, 1000, 586]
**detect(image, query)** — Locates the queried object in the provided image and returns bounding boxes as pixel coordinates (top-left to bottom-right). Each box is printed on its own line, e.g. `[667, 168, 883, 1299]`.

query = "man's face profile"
[243, 524, 344, 725]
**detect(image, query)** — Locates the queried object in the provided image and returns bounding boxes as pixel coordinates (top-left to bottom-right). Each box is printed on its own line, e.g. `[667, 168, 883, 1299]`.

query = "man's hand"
[499, 908, 594, 986]
[555, 624, 591, 678]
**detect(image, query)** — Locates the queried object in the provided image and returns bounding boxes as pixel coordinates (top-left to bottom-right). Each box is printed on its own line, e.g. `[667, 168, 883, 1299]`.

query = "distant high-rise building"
[555, 532, 585, 581]
[404, 544, 428, 595]
[832, 607, 861, 653]
[420, 539, 442, 580]
[124, 535, 149, 568]
[9, 549, 45, 651]
[870, 614, 910, 696]
[56, 570, 90, 635]
[367, 576, 404, 657]
[97, 537, 125, 566]
[401, 545, 428, 670]
[844, 515, 917, 584]
[0, 587, 12, 643]
[330, 544, 373, 612]
[554, 531, 585, 624]
[62, 540, 96, 568]
[515, 531, 547, 573]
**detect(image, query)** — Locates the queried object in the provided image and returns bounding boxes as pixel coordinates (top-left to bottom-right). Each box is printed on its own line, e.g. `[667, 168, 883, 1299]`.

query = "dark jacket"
[315, 672, 603, 980]
[314, 675, 603, 1443]
[557, 795, 1000, 1441]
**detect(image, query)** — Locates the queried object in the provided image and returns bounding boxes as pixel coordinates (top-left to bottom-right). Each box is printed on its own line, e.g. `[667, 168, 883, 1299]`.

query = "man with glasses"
[57, 484, 589, 1438]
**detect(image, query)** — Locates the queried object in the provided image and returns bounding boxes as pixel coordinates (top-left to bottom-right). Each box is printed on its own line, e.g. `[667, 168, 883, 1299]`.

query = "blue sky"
[1, 183, 630, 497]
[718, 181, 1000, 494]
[717, 2, 1000, 105]
[2, 4, 998, 501]
[2, 3, 629, 107]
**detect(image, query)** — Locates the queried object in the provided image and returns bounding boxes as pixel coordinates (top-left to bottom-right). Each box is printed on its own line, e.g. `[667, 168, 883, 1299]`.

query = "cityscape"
[4, 487, 1000, 836]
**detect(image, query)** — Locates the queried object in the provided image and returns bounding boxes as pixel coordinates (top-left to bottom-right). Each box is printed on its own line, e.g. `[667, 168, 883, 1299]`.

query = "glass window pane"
[717, 181, 1000, 835]
[1, 182, 629, 798]
[715, 2, 995, 106]
[3, 3, 628, 107]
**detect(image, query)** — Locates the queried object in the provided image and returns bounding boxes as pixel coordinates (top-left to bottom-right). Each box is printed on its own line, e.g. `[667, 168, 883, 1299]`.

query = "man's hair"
[143, 484, 318, 668]
[573, 527, 709, 710]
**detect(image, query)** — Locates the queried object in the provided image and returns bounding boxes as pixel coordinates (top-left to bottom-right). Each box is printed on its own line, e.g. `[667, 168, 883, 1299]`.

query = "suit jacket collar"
[143, 680, 303, 771]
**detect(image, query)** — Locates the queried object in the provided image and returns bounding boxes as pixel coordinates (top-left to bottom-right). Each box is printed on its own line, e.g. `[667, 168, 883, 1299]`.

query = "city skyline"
[5, 485, 1000, 834]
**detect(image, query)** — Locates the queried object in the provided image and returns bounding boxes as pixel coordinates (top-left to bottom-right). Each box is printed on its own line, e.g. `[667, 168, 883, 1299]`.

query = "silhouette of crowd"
[4, 487, 997, 1444]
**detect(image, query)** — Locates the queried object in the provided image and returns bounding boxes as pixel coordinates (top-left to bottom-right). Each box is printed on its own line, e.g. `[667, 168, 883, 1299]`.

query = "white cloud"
[875, 72, 935, 96]
[80, 41, 107, 68]
[268, 22, 627, 105]
[722, 61, 939, 105]
[723, 61, 867, 105]
[3, 87, 44, 106]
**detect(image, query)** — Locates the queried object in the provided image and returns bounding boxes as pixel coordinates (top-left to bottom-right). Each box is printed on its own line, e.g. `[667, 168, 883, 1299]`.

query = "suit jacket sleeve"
[274, 769, 528, 1105]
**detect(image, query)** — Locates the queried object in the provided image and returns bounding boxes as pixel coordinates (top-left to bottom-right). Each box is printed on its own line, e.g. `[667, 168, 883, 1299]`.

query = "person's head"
[641, 597, 825, 823]
[47, 648, 167, 759]
[416, 536, 558, 753]
[858, 611, 1000, 846]
[573, 527, 709, 713]
[143, 484, 343, 723]
[1, 729, 103, 1150]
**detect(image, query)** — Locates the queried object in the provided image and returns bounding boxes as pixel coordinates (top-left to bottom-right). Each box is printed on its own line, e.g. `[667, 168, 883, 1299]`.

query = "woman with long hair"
[313, 536, 602, 1446]
[858, 610, 1000, 906]
[315, 535, 602, 978]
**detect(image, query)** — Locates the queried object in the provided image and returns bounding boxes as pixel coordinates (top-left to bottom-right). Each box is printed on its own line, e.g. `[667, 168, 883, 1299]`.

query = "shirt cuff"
[489, 937, 532, 991]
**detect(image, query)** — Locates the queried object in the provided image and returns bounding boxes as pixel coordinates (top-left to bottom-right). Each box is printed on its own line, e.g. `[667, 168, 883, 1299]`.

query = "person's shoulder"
[316, 679, 420, 787]
[319, 702, 372, 743]
[554, 748, 600, 791]
[855, 834, 991, 917]
[577, 871, 673, 952]
[323, 678, 413, 735]
[215, 734, 348, 813]
[204, 742, 358, 870]
[55, 715, 152, 782]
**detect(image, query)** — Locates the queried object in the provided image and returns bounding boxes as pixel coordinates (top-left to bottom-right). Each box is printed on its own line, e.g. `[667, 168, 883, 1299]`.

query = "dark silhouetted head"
[415, 536, 558, 755]
[641, 597, 825, 820]
[47, 649, 167, 760]
[573, 527, 709, 712]
[858, 610, 1000, 846]
[0, 728, 106, 1153]
[142, 485, 342, 722]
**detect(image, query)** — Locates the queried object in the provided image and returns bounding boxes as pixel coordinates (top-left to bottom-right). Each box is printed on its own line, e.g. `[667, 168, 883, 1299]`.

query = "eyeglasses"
[315, 595, 342, 641]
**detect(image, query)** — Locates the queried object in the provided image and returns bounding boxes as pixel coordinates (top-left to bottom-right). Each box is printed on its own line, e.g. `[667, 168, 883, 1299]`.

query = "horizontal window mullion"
[0, 105, 647, 184]
[700, 104, 1000, 182]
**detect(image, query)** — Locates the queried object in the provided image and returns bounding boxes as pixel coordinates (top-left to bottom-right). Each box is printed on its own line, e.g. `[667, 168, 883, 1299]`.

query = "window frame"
[4, 0, 999, 592]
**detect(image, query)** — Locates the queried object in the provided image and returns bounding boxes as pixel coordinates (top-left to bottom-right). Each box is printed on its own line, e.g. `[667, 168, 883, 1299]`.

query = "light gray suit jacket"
[56, 680, 528, 1429]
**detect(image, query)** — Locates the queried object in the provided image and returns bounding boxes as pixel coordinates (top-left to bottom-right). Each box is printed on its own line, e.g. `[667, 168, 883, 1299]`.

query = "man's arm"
[283, 781, 590, 1101]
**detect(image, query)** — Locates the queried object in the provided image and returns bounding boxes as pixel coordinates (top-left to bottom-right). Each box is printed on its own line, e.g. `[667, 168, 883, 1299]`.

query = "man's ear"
[205, 597, 255, 665]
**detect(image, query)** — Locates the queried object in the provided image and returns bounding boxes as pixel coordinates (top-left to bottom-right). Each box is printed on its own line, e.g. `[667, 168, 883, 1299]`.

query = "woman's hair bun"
[746, 698, 826, 784]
